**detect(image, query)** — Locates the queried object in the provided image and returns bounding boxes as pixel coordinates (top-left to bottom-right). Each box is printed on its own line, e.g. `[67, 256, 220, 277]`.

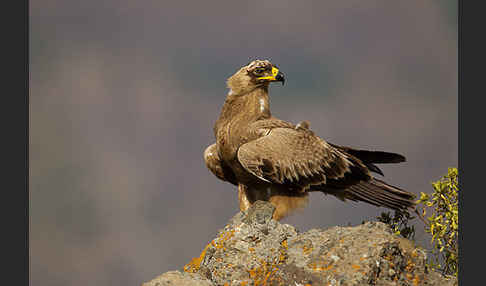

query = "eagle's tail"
[345, 178, 416, 211]
[329, 143, 406, 176]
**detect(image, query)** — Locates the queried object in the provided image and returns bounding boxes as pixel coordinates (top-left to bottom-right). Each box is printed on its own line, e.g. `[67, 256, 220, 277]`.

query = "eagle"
[204, 59, 416, 220]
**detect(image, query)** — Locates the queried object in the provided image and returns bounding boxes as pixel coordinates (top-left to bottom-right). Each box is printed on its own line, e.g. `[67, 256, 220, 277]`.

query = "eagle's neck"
[218, 87, 271, 125]
[214, 87, 271, 162]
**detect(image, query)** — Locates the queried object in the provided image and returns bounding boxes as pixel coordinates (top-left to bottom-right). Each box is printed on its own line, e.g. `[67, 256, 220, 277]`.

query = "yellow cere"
[257, 67, 279, 80]
[271, 66, 279, 76]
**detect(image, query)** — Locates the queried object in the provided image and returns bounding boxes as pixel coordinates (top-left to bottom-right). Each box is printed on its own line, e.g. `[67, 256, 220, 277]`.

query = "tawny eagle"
[204, 59, 415, 220]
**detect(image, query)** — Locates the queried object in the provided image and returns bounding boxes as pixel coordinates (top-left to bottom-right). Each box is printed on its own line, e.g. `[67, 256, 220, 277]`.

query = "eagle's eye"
[254, 68, 265, 75]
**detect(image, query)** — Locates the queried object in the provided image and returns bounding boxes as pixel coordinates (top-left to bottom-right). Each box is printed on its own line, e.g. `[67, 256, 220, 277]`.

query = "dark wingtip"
[328, 142, 406, 164]
[365, 151, 406, 164]
[394, 153, 406, 163]
[367, 163, 384, 176]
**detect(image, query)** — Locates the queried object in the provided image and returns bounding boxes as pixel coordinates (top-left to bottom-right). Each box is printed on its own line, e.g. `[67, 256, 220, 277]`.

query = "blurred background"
[30, 1, 457, 285]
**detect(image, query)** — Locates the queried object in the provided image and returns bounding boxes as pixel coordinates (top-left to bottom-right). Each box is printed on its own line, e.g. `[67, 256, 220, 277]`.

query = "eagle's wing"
[204, 143, 238, 185]
[237, 122, 371, 189]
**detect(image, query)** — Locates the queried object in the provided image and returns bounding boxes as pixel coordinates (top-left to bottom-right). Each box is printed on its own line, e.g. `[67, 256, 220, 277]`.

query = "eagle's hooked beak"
[257, 66, 285, 85]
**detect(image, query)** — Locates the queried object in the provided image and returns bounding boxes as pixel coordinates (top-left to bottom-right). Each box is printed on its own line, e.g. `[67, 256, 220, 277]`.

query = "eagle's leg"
[269, 187, 309, 221]
[238, 184, 252, 212]
[238, 184, 273, 212]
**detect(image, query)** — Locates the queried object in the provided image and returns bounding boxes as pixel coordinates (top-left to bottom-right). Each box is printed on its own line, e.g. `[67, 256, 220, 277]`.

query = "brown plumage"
[204, 59, 416, 220]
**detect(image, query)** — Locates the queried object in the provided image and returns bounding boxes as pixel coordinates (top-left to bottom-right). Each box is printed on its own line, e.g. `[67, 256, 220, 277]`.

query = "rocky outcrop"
[143, 201, 457, 286]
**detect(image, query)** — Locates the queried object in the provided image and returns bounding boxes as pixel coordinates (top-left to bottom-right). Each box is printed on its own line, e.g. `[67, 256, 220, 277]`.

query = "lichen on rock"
[143, 201, 458, 286]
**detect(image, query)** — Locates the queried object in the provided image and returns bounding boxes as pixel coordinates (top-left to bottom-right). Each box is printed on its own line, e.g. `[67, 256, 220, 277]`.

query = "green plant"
[416, 167, 458, 277]
[377, 210, 415, 240]
[376, 168, 459, 278]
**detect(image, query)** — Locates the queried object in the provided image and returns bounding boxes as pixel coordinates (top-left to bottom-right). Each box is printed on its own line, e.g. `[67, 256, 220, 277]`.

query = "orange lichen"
[248, 260, 278, 286]
[278, 239, 288, 264]
[245, 240, 289, 286]
[183, 230, 236, 274]
[308, 261, 334, 272]
[213, 230, 235, 250]
[302, 244, 313, 256]
[183, 243, 211, 273]
[411, 250, 419, 258]
[351, 264, 361, 270]
[412, 274, 420, 286]
[405, 259, 416, 273]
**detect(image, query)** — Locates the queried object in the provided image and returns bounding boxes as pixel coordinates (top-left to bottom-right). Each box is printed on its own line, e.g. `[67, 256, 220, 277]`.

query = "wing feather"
[237, 126, 370, 189]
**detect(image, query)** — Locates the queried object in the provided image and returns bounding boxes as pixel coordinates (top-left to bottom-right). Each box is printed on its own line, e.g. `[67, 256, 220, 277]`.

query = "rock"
[142, 271, 213, 286]
[144, 201, 458, 286]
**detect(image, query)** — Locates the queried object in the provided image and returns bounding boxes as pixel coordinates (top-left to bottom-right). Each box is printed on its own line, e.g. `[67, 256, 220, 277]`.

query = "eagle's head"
[226, 59, 285, 96]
